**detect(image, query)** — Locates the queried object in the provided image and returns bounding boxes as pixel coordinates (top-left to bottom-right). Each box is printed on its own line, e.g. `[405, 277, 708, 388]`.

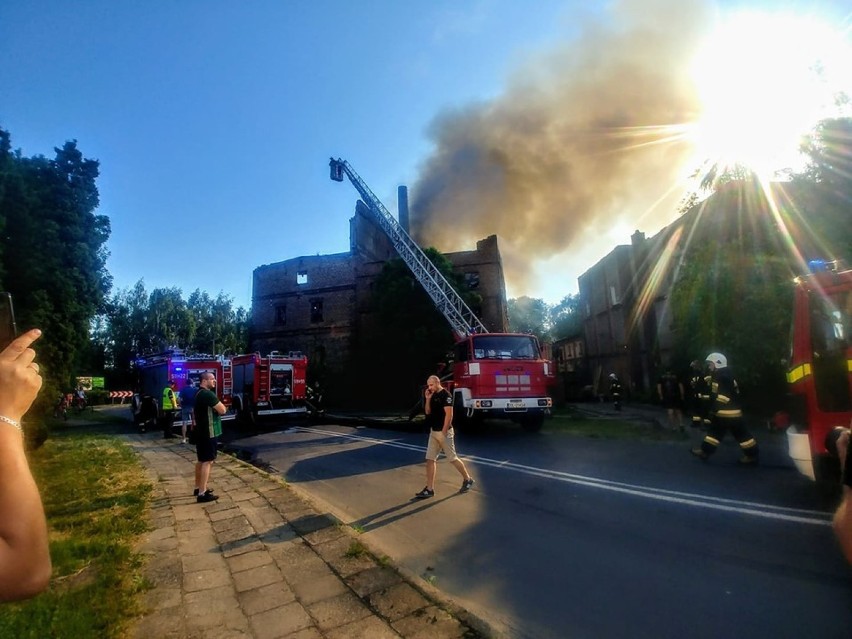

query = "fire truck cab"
[449, 333, 554, 431]
[785, 262, 852, 482]
[231, 351, 308, 423]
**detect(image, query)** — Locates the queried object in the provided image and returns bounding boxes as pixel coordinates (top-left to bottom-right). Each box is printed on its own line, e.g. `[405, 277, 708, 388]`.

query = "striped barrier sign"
[109, 391, 134, 404]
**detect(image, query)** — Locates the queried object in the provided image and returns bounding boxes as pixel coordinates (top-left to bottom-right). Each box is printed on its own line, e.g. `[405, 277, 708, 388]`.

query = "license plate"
[507, 400, 524, 409]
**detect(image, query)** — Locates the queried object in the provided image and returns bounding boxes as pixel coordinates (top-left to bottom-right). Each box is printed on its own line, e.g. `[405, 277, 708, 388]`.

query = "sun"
[689, 10, 852, 180]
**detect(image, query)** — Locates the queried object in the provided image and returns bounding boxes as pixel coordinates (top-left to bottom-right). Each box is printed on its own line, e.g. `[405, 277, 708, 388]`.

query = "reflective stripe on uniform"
[704, 436, 720, 446]
[739, 438, 757, 449]
[716, 409, 743, 418]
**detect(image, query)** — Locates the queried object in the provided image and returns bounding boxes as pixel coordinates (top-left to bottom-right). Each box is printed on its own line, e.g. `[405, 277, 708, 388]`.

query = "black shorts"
[195, 437, 218, 463]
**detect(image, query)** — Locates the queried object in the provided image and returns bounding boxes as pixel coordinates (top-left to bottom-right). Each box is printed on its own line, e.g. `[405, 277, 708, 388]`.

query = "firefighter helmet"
[705, 352, 727, 369]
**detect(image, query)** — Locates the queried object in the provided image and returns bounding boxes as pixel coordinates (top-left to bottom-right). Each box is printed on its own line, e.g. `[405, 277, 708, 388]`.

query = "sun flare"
[690, 11, 852, 179]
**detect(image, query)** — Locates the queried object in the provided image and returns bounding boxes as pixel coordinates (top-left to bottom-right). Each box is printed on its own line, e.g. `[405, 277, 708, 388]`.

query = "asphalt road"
[227, 420, 852, 639]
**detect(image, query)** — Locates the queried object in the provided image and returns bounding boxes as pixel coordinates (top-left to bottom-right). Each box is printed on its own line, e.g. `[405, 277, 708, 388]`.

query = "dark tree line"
[0, 128, 111, 412]
[92, 280, 249, 374]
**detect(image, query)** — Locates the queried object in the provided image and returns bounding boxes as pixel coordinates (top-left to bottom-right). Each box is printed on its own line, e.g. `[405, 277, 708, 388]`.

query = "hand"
[424, 388, 433, 400]
[0, 329, 43, 422]
[838, 429, 850, 474]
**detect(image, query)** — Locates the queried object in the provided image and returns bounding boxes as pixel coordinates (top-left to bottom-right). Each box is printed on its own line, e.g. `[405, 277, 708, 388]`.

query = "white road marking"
[288, 426, 832, 527]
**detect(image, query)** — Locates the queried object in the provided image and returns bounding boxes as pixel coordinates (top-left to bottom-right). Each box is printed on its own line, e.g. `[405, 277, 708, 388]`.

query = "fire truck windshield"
[809, 289, 852, 412]
[470, 335, 540, 360]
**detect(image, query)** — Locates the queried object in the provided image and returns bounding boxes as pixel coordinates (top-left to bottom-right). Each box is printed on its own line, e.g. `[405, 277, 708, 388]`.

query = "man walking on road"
[192, 372, 227, 503]
[415, 375, 474, 499]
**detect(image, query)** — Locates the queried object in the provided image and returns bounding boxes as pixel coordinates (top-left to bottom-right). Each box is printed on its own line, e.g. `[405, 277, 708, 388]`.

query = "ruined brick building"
[250, 195, 510, 398]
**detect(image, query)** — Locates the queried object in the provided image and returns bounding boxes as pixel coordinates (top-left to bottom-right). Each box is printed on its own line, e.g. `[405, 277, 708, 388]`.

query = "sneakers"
[460, 478, 475, 493]
[181, 438, 188, 444]
[193, 488, 215, 497]
[197, 491, 219, 503]
[690, 447, 709, 460]
[414, 487, 435, 499]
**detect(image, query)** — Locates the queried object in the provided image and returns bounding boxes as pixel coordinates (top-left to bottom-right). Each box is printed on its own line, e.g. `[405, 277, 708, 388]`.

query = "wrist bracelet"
[0, 415, 22, 433]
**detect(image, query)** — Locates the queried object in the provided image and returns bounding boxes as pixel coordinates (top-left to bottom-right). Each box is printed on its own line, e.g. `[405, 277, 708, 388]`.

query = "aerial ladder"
[330, 158, 554, 431]
[330, 158, 486, 339]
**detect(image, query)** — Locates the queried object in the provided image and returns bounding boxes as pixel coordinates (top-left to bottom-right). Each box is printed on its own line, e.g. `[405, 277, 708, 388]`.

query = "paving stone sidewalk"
[126, 433, 486, 639]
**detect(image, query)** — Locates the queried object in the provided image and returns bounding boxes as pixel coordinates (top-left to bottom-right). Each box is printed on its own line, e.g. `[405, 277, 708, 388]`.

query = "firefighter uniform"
[161, 381, 179, 439]
[609, 373, 622, 411]
[687, 360, 712, 430]
[691, 353, 759, 464]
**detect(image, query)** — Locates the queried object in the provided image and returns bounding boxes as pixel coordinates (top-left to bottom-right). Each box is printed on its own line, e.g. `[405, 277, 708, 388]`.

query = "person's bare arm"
[213, 401, 227, 416]
[442, 405, 453, 435]
[0, 329, 51, 601]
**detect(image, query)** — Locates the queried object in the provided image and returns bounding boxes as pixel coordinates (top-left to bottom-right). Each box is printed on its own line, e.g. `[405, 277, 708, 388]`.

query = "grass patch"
[545, 407, 688, 442]
[0, 430, 153, 639]
[345, 540, 368, 558]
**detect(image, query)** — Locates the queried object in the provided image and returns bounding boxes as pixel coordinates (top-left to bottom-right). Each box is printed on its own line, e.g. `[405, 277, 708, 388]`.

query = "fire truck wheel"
[522, 414, 544, 433]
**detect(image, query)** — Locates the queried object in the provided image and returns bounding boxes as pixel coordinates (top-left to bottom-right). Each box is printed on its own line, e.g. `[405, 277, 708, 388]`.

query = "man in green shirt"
[192, 372, 227, 503]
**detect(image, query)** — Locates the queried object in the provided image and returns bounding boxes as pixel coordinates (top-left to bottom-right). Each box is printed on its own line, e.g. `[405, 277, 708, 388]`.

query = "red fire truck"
[132, 350, 234, 423]
[785, 261, 852, 482]
[331, 158, 555, 431]
[231, 351, 309, 423]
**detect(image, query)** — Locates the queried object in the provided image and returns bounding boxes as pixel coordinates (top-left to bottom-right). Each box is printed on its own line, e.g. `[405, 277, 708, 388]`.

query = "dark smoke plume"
[410, 0, 712, 293]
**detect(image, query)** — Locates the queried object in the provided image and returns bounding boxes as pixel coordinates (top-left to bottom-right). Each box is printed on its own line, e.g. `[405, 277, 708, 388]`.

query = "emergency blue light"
[808, 259, 837, 273]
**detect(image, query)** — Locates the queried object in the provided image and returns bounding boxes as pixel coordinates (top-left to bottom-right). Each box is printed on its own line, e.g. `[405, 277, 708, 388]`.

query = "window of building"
[464, 272, 480, 289]
[310, 299, 323, 323]
[275, 304, 287, 326]
[297, 270, 308, 285]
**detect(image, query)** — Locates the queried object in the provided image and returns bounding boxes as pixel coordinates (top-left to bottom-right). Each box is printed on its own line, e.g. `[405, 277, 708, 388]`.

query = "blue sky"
[2, 1, 849, 311]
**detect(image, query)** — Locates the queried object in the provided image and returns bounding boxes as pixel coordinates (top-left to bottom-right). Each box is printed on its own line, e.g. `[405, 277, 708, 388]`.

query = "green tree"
[669, 183, 793, 406]
[187, 290, 248, 355]
[507, 296, 550, 340]
[550, 293, 583, 340]
[356, 248, 477, 408]
[0, 129, 111, 402]
[791, 116, 852, 264]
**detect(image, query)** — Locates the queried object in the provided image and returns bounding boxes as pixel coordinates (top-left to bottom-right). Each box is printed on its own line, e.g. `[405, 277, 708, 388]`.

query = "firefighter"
[161, 380, 179, 439]
[687, 360, 712, 430]
[608, 373, 622, 411]
[691, 353, 759, 464]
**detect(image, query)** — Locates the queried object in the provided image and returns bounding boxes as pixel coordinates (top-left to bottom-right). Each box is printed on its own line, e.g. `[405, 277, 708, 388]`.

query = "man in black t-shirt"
[414, 375, 474, 499]
[191, 373, 227, 503]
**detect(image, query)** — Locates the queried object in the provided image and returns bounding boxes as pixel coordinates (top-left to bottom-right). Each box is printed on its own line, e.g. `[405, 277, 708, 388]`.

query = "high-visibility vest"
[162, 386, 177, 410]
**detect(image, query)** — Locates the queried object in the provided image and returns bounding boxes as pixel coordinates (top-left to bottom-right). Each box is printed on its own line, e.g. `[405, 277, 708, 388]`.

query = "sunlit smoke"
[410, 0, 712, 296]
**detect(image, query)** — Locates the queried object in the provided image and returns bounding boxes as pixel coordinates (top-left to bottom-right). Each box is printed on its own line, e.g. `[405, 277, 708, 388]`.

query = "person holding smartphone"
[414, 375, 474, 499]
[0, 328, 51, 601]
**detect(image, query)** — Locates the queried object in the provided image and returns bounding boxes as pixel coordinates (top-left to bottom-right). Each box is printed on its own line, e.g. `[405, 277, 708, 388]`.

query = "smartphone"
[0, 292, 18, 350]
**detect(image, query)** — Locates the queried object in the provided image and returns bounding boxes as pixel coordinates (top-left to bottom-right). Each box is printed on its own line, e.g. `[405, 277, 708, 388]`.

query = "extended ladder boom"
[330, 158, 487, 338]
